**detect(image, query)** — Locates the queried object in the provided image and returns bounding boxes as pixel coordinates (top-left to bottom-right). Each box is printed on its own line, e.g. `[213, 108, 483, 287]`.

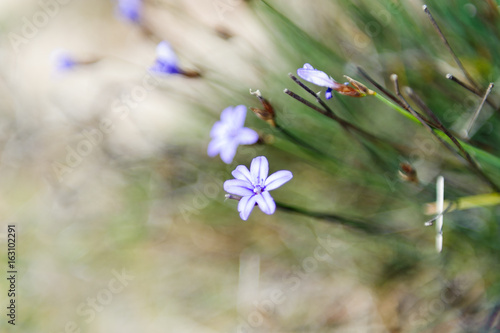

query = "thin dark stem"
[357, 67, 439, 128]
[445, 74, 481, 96]
[465, 83, 494, 138]
[275, 201, 389, 234]
[405, 86, 467, 151]
[288, 73, 336, 116]
[391, 76, 460, 158]
[446, 74, 498, 112]
[392, 75, 500, 192]
[284, 88, 328, 114]
[274, 121, 335, 159]
[446, 74, 500, 112]
[284, 88, 379, 143]
[284, 87, 412, 163]
[423, 5, 479, 90]
[284, 88, 398, 171]
[391, 75, 444, 138]
[406, 86, 500, 192]
[424, 201, 454, 226]
[358, 67, 403, 106]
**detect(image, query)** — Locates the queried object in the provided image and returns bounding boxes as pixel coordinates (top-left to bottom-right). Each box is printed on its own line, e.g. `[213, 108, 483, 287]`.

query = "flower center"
[253, 185, 264, 194]
[227, 128, 239, 139]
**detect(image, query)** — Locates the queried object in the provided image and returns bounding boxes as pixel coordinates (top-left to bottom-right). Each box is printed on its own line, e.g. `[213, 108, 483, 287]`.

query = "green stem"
[425, 192, 500, 215]
[274, 123, 336, 161]
[275, 201, 389, 235]
[374, 93, 500, 190]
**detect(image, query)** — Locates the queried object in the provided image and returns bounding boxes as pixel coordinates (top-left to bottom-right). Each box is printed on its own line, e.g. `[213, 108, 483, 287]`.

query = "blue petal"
[219, 141, 239, 164]
[149, 61, 180, 75]
[255, 191, 276, 215]
[207, 137, 226, 157]
[209, 120, 226, 138]
[117, 0, 142, 22]
[156, 41, 178, 65]
[51, 49, 77, 72]
[150, 41, 180, 74]
[224, 179, 254, 196]
[220, 106, 234, 123]
[232, 165, 253, 183]
[231, 105, 248, 128]
[236, 128, 259, 145]
[220, 105, 247, 128]
[325, 88, 333, 100]
[250, 156, 269, 185]
[297, 63, 336, 88]
[238, 195, 257, 220]
[264, 170, 293, 191]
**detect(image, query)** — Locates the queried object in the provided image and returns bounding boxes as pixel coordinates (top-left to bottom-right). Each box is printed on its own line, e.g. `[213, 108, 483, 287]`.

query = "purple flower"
[297, 63, 345, 99]
[149, 41, 181, 75]
[51, 49, 77, 72]
[116, 0, 142, 23]
[297, 63, 365, 98]
[224, 156, 293, 220]
[208, 105, 259, 164]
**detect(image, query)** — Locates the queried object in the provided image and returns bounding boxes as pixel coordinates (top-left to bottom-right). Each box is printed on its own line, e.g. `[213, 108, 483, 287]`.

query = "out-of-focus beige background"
[0, 0, 490, 332]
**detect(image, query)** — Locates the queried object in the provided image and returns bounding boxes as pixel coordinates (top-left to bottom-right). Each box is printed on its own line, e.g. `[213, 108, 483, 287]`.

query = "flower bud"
[398, 162, 418, 184]
[343, 76, 376, 96]
[250, 89, 276, 127]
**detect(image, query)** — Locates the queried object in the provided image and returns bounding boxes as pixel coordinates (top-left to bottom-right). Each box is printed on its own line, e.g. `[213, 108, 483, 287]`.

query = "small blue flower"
[296, 63, 342, 100]
[149, 41, 181, 75]
[116, 0, 142, 23]
[224, 156, 293, 220]
[208, 105, 259, 164]
[297, 63, 365, 98]
[51, 49, 77, 72]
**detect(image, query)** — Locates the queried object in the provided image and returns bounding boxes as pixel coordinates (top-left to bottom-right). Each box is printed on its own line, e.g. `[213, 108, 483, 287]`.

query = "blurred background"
[1, 0, 500, 332]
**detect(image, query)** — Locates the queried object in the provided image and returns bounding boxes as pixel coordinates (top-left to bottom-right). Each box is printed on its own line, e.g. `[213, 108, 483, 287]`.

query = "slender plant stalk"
[391, 74, 500, 192]
[425, 192, 500, 215]
[357, 68, 500, 192]
[288, 73, 337, 116]
[423, 5, 479, 91]
[465, 83, 494, 138]
[274, 121, 337, 160]
[446, 74, 498, 111]
[275, 201, 389, 235]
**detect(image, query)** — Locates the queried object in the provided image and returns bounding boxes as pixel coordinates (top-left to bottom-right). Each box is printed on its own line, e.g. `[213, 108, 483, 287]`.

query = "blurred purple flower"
[51, 49, 77, 72]
[297, 63, 343, 99]
[224, 156, 293, 220]
[208, 105, 259, 164]
[297, 63, 365, 98]
[116, 0, 142, 23]
[149, 41, 181, 75]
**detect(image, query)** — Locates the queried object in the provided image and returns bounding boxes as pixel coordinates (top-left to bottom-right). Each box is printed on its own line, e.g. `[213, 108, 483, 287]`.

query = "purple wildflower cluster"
[209, 62, 361, 220]
[208, 103, 293, 220]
